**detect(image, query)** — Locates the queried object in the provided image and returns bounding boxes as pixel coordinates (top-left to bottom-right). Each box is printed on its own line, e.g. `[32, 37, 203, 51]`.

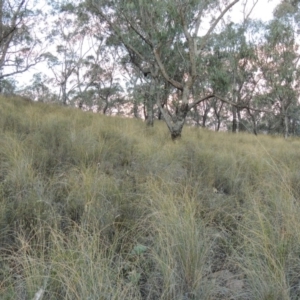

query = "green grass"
[1, 95, 300, 299]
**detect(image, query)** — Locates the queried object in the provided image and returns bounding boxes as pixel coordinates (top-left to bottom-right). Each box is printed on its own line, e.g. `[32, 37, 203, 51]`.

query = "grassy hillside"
[1, 96, 300, 299]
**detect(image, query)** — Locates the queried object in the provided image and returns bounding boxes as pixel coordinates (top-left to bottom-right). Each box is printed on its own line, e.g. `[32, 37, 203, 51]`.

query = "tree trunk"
[250, 114, 257, 135]
[158, 102, 189, 140]
[213, 101, 223, 132]
[238, 109, 248, 132]
[158, 91, 168, 120]
[144, 99, 153, 125]
[145, 96, 154, 126]
[158, 106, 162, 120]
[202, 107, 208, 128]
[291, 117, 296, 135]
[133, 99, 139, 118]
[253, 121, 257, 136]
[216, 118, 221, 131]
[61, 84, 67, 105]
[284, 113, 289, 139]
[143, 98, 147, 120]
[145, 78, 155, 126]
[280, 106, 289, 138]
[232, 106, 237, 133]
[193, 106, 201, 127]
[247, 109, 257, 135]
[103, 101, 108, 115]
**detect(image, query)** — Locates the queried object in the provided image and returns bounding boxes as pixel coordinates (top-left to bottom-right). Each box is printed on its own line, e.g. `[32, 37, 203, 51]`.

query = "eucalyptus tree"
[41, 1, 125, 111]
[71, 43, 125, 113]
[84, 0, 240, 139]
[206, 21, 261, 133]
[126, 76, 155, 124]
[212, 99, 225, 131]
[258, 16, 300, 138]
[20, 72, 57, 102]
[0, 77, 16, 95]
[116, 50, 157, 124]
[0, 0, 46, 92]
[44, 11, 95, 105]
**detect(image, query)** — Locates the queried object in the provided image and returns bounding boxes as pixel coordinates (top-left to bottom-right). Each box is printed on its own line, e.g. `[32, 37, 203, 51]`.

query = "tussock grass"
[1, 95, 300, 299]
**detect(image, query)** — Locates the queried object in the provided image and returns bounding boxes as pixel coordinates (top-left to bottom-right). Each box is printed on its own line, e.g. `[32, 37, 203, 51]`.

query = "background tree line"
[1, 0, 300, 139]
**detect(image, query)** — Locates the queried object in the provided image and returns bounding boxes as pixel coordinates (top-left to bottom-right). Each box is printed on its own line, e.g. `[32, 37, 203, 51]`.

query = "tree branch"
[194, 3, 207, 37]
[153, 46, 183, 90]
[179, 9, 197, 79]
[189, 94, 215, 109]
[188, 92, 273, 114]
[198, 0, 240, 51]
[122, 13, 153, 49]
[213, 94, 273, 114]
[0, 61, 39, 79]
[89, 3, 148, 65]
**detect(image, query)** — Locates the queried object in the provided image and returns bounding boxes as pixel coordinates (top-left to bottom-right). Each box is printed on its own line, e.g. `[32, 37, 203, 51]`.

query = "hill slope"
[1, 96, 300, 299]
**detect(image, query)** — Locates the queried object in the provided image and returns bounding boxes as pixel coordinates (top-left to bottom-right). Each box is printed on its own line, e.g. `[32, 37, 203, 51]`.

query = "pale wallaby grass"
[1, 96, 300, 299]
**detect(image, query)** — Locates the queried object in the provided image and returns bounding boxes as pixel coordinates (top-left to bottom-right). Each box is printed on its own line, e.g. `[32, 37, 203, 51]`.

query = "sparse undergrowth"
[1, 96, 300, 299]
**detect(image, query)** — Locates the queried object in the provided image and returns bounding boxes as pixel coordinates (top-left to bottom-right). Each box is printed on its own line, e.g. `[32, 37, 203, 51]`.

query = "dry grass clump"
[1, 95, 300, 299]
[140, 178, 211, 299]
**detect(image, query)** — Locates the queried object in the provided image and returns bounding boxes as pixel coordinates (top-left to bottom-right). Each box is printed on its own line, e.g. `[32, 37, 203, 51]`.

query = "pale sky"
[233, 0, 281, 22]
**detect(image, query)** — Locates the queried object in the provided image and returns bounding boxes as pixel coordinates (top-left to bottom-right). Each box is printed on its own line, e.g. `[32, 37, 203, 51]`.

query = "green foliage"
[1, 97, 300, 299]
